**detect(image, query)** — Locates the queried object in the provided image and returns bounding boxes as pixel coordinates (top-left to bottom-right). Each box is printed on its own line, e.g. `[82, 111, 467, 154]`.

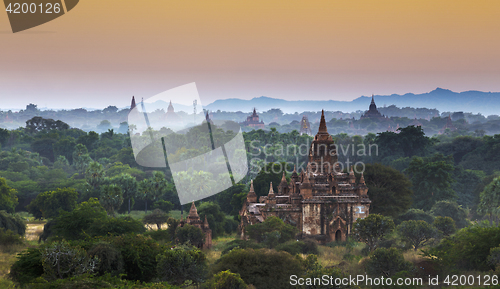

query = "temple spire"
[268, 182, 275, 197]
[188, 202, 199, 218]
[318, 110, 328, 133]
[360, 172, 366, 185]
[130, 96, 136, 110]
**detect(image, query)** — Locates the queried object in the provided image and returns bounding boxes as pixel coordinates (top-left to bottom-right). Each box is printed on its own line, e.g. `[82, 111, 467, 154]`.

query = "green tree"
[405, 153, 456, 210]
[253, 162, 292, 198]
[365, 248, 414, 277]
[72, 143, 92, 174]
[156, 245, 207, 286]
[0, 210, 25, 235]
[395, 208, 434, 225]
[99, 184, 124, 216]
[175, 224, 205, 248]
[143, 209, 169, 230]
[0, 177, 18, 213]
[27, 188, 78, 219]
[202, 270, 247, 289]
[112, 173, 138, 214]
[197, 201, 226, 239]
[87, 242, 124, 277]
[53, 198, 107, 240]
[42, 240, 98, 280]
[433, 216, 456, 236]
[363, 163, 413, 218]
[245, 216, 298, 247]
[478, 176, 500, 225]
[213, 248, 304, 289]
[397, 220, 437, 251]
[430, 200, 468, 228]
[353, 214, 395, 252]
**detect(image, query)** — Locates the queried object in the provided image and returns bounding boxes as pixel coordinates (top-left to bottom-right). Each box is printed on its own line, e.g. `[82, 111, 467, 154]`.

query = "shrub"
[353, 214, 395, 251]
[110, 234, 164, 282]
[433, 216, 456, 236]
[395, 209, 434, 225]
[9, 247, 44, 285]
[143, 209, 169, 230]
[175, 224, 205, 248]
[245, 216, 298, 247]
[144, 229, 173, 243]
[425, 224, 500, 271]
[202, 270, 247, 289]
[365, 248, 414, 277]
[430, 200, 468, 228]
[88, 216, 146, 237]
[221, 239, 263, 255]
[87, 242, 124, 277]
[275, 239, 319, 255]
[0, 210, 26, 235]
[397, 220, 437, 251]
[0, 228, 23, 250]
[53, 198, 107, 240]
[156, 245, 207, 286]
[213, 248, 304, 289]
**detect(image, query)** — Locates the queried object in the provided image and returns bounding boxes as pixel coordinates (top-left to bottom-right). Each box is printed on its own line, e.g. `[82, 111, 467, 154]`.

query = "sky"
[1, 0, 500, 110]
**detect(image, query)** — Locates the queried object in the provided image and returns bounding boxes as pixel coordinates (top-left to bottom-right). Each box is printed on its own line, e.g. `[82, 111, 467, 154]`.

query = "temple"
[299, 115, 313, 136]
[239, 110, 371, 243]
[360, 95, 385, 119]
[178, 202, 212, 249]
[240, 108, 265, 128]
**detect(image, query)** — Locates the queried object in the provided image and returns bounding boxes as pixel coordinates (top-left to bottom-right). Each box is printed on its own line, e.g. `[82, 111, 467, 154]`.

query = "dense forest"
[1, 115, 500, 288]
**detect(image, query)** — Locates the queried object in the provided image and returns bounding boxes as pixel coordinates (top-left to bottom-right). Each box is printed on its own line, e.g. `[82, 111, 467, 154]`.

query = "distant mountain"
[204, 88, 500, 115]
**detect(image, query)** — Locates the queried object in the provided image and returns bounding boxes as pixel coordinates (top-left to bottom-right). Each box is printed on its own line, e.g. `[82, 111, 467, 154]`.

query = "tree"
[156, 245, 207, 286]
[430, 200, 468, 228]
[42, 240, 98, 280]
[0, 210, 25, 235]
[363, 163, 413, 218]
[176, 224, 205, 248]
[138, 179, 153, 213]
[395, 208, 434, 225]
[245, 216, 298, 247]
[202, 270, 247, 289]
[26, 188, 78, 219]
[405, 153, 456, 210]
[99, 184, 124, 216]
[87, 242, 124, 277]
[252, 162, 292, 198]
[72, 143, 92, 173]
[0, 177, 18, 213]
[213, 248, 304, 289]
[353, 214, 395, 252]
[365, 248, 414, 277]
[375, 125, 433, 160]
[53, 198, 107, 240]
[143, 209, 169, 230]
[433, 216, 456, 236]
[478, 176, 500, 225]
[198, 201, 226, 239]
[112, 173, 138, 214]
[397, 220, 437, 251]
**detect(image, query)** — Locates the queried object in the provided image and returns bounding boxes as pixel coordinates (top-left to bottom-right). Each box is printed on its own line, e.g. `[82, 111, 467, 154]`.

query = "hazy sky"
[1, 0, 500, 110]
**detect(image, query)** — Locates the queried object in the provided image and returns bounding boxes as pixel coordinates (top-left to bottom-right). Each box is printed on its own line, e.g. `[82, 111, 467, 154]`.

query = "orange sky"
[1, 0, 499, 109]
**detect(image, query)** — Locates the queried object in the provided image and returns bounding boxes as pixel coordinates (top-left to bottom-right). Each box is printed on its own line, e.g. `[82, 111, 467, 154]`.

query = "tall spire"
[130, 96, 136, 110]
[360, 172, 366, 185]
[371, 94, 375, 104]
[268, 182, 275, 197]
[280, 171, 287, 185]
[246, 180, 257, 203]
[318, 110, 328, 133]
[188, 202, 199, 218]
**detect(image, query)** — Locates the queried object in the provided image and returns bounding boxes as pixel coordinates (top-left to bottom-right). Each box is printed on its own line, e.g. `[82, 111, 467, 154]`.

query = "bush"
[9, 247, 44, 285]
[365, 247, 414, 277]
[53, 198, 107, 240]
[26, 188, 78, 220]
[275, 239, 319, 255]
[175, 224, 205, 248]
[221, 239, 263, 255]
[245, 216, 298, 247]
[144, 229, 173, 243]
[110, 234, 164, 282]
[202, 270, 247, 289]
[0, 228, 23, 249]
[433, 216, 456, 236]
[223, 218, 239, 234]
[87, 242, 124, 277]
[88, 216, 146, 237]
[430, 200, 468, 228]
[396, 209, 434, 225]
[156, 245, 207, 285]
[213, 248, 304, 289]
[425, 224, 500, 271]
[143, 209, 169, 230]
[0, 210, 26, 235]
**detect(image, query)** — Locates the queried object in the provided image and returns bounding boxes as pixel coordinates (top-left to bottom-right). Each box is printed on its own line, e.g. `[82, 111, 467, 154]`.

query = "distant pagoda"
[360, 95, 385, 119]
[241, 108, 265, 128]
[130, 96, 136, 111]
[299, 115, 312, 136]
